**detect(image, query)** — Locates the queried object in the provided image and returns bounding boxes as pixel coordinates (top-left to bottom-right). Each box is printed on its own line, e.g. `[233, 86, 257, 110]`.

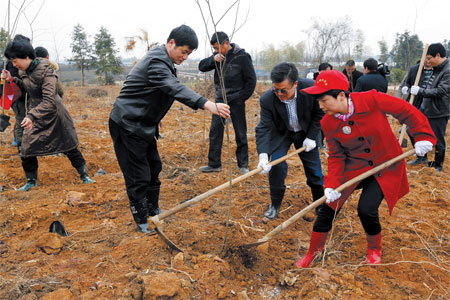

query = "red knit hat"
[302, 70, 349, 94]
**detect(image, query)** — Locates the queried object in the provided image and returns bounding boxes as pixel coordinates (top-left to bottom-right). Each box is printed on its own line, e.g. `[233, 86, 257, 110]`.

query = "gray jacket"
[418, 58, 449, 118]
[110, 45, 208, 142]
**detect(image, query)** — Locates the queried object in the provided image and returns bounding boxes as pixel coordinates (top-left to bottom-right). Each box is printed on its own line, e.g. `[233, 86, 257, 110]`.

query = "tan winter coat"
[15, 57, 78, 157]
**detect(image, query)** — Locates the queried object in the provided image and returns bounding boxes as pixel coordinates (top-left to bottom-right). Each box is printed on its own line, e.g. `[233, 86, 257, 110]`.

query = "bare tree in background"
[304, 16, 353, 64]
[195, 0, 249, 253]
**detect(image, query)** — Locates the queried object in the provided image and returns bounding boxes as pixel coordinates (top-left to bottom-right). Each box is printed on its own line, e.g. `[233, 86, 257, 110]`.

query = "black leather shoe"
[408, 156, 428, 166]
[137, 223, 156, 235]
[199, 165, 222, 173]
[263, 205, 280, 220]
[428, 161, 443, 172]
[238, 167, 249, 174]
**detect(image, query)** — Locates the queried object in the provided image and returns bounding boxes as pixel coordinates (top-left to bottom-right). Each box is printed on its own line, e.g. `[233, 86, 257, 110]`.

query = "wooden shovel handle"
[257, 149, 415, 244]
[398, 44, 429, 144]
[152, 146, 307, 222]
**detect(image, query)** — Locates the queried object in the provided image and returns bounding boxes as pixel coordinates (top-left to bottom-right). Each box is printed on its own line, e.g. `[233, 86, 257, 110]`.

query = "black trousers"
[428, 116, 448, 164]
[21, 147, 86, 173]
[109, 119, 162, 224]
[313, 176, 384, 235]
[207, 99, 248, 168]
[269, 130, 324, 193]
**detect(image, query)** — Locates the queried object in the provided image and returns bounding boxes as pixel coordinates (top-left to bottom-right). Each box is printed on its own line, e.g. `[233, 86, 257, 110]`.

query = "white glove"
[257, 153, 272, 174]
[303, 138, 317, 152]
[401, 86, 409, 95]
[410, 85, 420, 95]
[414, 140, 433, 157]
[324, 188, 341, 204]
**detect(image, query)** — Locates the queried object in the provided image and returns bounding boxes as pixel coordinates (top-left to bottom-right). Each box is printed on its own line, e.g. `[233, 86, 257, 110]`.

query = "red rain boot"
[295, 231, 328, 268]
[366, 232, 382, 264]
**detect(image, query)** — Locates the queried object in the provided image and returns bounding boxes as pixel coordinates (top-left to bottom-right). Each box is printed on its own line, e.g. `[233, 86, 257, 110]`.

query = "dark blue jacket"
[255, 79, 323, 154]
[354, 71, 388, 93]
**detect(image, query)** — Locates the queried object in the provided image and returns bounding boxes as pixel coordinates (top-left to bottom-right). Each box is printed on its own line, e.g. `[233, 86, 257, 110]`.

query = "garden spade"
[398, 44, 428, 145]
[240, 149, 415, 249]
[148, 146, 307, 251]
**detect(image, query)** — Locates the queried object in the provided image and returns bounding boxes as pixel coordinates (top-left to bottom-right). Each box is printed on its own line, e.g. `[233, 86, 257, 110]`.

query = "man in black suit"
[255, 62, 325, 220]
[342, 59, 363, 92]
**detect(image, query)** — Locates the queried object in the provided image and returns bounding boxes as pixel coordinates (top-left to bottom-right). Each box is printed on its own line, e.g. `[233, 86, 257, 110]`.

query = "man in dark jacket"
[354, 58, 388, 93]
[198, 32, 256, 174]
[342, 59, 363, 92]
[109, 25, 230, 234]
[255, 62, 324, 220]
[401, 59, 433, 165]
[410, 43, 449, 172]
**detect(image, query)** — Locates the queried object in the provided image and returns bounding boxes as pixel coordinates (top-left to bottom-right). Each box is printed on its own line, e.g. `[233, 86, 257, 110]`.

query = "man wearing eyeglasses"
[255, 62, 325, 220]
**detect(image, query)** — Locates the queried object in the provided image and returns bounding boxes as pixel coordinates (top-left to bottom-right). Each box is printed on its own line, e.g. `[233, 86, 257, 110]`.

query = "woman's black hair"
[4, 38, 36, 60]
[314, 89, 349, 100]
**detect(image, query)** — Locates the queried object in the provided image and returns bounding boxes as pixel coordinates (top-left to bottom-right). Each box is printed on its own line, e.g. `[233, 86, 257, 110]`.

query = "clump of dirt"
[225, 245, 258, 269]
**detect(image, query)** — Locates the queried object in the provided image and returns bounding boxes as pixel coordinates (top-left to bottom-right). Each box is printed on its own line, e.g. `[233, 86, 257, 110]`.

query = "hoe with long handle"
[241, 149, 416, 249]
[149, 146, 307, 252]
[398, 44, 429, 145]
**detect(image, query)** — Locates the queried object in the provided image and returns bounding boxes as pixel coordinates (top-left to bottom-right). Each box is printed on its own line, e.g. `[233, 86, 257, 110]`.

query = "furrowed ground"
[0, 85, 449, 299]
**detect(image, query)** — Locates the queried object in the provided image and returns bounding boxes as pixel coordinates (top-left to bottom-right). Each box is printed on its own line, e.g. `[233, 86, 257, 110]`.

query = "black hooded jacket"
[199, 43, 256, 103]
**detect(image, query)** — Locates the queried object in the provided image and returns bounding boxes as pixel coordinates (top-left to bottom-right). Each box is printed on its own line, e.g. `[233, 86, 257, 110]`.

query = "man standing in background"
[198, 32, 256, 174]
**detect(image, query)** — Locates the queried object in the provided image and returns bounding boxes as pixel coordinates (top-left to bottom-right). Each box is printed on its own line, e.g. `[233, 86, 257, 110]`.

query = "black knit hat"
[4, 38, 36, 60]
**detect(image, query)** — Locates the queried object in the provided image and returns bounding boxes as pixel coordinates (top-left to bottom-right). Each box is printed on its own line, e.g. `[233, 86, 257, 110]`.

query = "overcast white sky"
[1, 0, 448, 63]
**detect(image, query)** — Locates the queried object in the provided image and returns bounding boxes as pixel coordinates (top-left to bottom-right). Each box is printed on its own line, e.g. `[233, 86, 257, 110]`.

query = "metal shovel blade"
[0, 114, 10, 132]
[148, 216, 183, 252]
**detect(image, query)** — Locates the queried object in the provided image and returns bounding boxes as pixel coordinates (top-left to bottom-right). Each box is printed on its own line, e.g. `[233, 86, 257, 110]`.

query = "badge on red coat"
[342, 126, 352, 135]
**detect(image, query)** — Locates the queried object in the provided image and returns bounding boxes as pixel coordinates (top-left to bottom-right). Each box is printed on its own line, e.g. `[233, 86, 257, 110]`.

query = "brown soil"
[0, 85, 449, 300]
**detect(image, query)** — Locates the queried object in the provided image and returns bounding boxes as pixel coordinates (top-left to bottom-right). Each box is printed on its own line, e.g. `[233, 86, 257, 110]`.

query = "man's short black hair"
[210, 32, 229, 45]
[270, 62, 298, 85]
[427, 43, 447, 58]
[35, 46, 49, 58]
[363, 58, 378, 71]
[167, 25, 198, 50]
[318, 62, 333, 71]
[345, 60, 355, 67]
[4, 38, 36, 60]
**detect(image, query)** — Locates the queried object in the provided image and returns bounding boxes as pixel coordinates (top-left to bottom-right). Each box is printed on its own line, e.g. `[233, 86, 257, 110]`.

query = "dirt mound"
[0, 85, 449, 299]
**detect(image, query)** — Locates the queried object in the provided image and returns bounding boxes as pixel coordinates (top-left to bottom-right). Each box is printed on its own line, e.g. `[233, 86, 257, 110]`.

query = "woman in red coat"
[296, 70, 436, 267]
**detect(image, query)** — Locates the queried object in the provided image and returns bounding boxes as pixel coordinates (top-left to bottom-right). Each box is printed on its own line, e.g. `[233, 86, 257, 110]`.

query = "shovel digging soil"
[238, 149, 416, 251]
[148, 146, 307, 252]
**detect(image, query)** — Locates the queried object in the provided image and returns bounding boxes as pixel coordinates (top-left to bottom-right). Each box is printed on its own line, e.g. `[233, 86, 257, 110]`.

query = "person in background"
[1, 36, 95, 191]
[297, 70, 435, 268]
[109, 25, 230, 235]
[400, 59, 433, 164]
[198, 32, 256, 174]
[313, 62, 333, 149]
[255, 62, 324, 220]
[34, 46, 64, 98]
[354, 58, 388, 93]
[0, 35, 29, 150]
[409, 43, 449, 172]
[313, 62, 333, 80]
[342, 59, 363, 92]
